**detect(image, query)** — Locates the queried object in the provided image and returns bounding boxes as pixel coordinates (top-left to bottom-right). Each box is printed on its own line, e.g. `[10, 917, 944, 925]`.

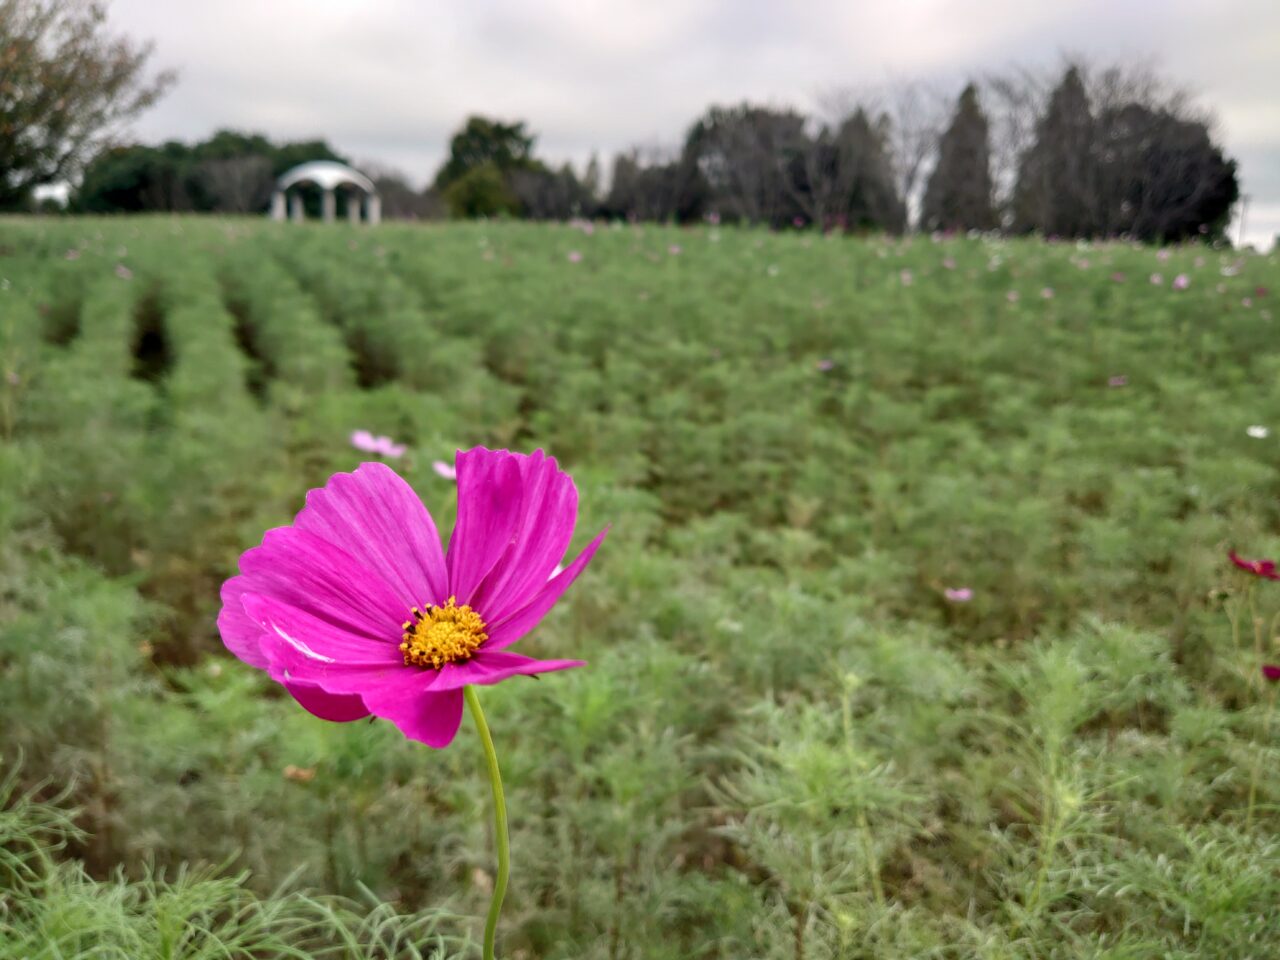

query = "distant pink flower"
[1156, 249, 1171, 262]
[567, 250, 582, 263]
[218, 450, 607, 747]
[1256, 286, 1269, 298]
[1172, 273, 1190, 290]
[432, 460, 458, 481]
[5, 370, 19, 386]
[1264, 665, 1280, 683]
[815, 358, 835, 372]
[65, 248, 81, 261]
[115, 264, 133, 280]
[900, 269, 914, 286]
[350, 431, 379, 453]
[350, 430, 406, 459]
[706, 212, 721, 226]
[944, 587, 973, 603]
[1040, 287, 1054, 299]
[942, 257, 956, 270]
[1243, 298, 1253, 308]
[1108, 375, 1128, 388]
[1006, 290, 1020, 303]
[1150, 273, 1163, 285]
[793, 216, 805, 228]
[1110, 272, 1126, 283]
[668, 244, 682, 256]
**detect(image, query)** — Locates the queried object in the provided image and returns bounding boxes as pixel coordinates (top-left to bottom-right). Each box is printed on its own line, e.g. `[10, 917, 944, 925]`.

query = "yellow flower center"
[400, 597, 488, 670]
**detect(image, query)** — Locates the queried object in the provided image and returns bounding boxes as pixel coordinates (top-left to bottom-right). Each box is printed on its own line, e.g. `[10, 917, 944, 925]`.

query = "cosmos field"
[2, 216, 1280, 958]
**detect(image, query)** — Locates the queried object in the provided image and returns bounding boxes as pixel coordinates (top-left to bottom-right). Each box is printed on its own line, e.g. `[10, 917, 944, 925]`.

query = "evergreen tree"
[1013, 66, 1097, 236]
[921, 84, 996, 232]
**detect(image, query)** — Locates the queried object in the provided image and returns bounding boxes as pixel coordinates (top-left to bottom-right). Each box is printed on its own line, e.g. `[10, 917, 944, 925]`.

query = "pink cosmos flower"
[1110, 272, 1126, 283]
[1040, 287, 1054, 299]
[668, 244, 682, 256]
[793, 216, 805, 228]
[1172, 273, 1190, 290]
[900, 269, 914, 286]
[1150, 273, 1163, 286]
[942, 257, 956, 270]
[567, 250, 582, 263]
[1229, 550, 1280, 581]
[115, 264, 133, 280]
[1264, 665, 1280, 683]
[1156, 249, 1171, 262]
[218, 449, 607, 747]
[815, 358, 835, 372]
[1243, 298, 1253, 308]
[1006, 290, 1020, 303]
[432, 459, 458, 480]
[944, 587, 973, 603]
[350, 430, 406, 458]
[1108, 375, 1128, 388]
[65, 248, 81, 261]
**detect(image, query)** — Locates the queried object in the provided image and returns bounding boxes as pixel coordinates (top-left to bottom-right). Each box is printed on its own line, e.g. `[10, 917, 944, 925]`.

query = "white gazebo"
[270, 161, 380, 225]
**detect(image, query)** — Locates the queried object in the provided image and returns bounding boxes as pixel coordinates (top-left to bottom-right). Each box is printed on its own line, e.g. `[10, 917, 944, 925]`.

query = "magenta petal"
[239, 527, 406, 641]
[485, 526, 608, 651]
[429, 651, 586, 691]
[243, 593, 403, 664]
[217, 576, 269, 669]
[445, 448, 525, 605]
[362, 685, 465, 748]
[470, 450, 579, 624]
[295, 462, 449, 611]
[285, 681, 370, 721]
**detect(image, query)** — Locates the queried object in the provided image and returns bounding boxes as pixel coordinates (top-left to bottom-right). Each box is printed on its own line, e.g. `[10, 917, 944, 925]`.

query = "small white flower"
[1247, 425, 1269, 439]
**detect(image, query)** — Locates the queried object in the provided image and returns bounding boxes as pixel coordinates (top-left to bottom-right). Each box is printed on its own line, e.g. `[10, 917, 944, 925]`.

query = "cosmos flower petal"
[243, 593, 404, 668]
[428, 651, 587, 691]
[296, 462, 449, 610]
[217, 576, 269, 669]
[486, 526, 608, 651]
[446, 448, 526, 605]
[238, 527, 406, 640]
[471, 450, 578, 624]
[362, 686, 465, 748]
[285, 681, 371, 722]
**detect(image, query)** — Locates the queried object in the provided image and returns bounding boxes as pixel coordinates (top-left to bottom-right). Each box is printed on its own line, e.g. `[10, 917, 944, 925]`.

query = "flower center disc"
[400, 597, 488, 669]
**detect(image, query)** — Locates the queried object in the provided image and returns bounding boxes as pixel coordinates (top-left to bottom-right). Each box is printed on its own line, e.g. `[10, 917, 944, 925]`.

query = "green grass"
[1, 216, 1278, 958]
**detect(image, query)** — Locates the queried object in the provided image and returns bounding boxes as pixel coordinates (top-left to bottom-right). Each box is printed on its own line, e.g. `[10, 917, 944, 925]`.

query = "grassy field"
[1, 216, 1279, 958]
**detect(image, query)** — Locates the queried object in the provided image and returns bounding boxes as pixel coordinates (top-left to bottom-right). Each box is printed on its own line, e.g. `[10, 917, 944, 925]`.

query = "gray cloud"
[110, 0, 1278, 244]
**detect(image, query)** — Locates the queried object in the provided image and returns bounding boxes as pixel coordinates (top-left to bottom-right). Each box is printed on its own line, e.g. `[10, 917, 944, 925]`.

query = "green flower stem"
[465, 686, 509, 960]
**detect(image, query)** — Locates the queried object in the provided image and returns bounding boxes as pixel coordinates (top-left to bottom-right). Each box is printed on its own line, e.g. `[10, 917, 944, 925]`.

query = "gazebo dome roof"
[277, 160, 375, 194]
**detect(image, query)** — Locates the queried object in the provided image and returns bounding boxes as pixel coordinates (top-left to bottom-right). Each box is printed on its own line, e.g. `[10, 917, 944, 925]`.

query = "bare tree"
[819, 79, 948, 228]
[197, 154, 272, 213]
[0, 0, 175, 207]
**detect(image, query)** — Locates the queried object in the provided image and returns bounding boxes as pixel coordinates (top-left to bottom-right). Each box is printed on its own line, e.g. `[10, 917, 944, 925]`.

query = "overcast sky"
[110, 0, 1279, 246]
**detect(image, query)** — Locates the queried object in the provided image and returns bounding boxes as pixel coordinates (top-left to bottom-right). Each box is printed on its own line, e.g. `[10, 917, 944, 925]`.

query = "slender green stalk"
[465, 686, 510, 960]
[1246, 686, 1275, 829]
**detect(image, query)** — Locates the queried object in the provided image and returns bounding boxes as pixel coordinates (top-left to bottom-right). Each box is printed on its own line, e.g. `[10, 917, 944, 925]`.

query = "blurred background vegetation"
[1, 216, 1278, 957]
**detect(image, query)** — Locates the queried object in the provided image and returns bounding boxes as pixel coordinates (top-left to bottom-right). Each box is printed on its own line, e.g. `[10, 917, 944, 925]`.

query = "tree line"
[1, 1, 1239, 242]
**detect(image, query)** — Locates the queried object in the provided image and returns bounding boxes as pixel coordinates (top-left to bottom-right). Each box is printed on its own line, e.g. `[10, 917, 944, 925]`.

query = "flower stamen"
[401, 597, 488, 669]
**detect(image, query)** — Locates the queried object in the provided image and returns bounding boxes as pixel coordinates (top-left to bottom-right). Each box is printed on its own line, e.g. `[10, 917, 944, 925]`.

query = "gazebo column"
[322, 188, 336, 223]
[270, 190, 286, 221]
[288, 193, 304, 222]
[347, 192, 361, 224]
[367, 194, 382, 226]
